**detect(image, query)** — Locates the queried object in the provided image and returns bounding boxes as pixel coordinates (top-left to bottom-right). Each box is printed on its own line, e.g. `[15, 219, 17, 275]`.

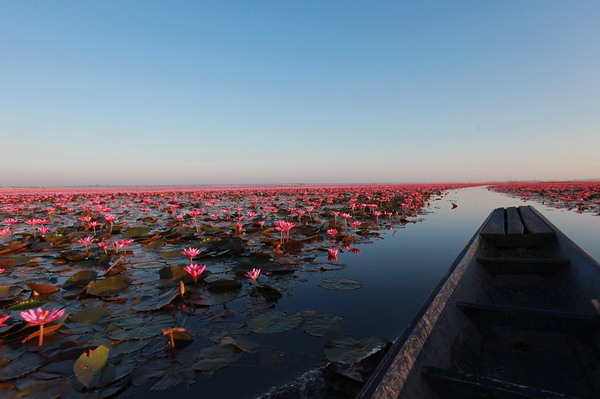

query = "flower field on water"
[489, 182, 600, 215]
[0, 184, 474, 397]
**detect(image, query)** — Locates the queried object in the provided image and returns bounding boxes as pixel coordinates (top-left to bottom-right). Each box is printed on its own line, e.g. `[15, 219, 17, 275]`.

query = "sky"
[1, 1, 599, 187]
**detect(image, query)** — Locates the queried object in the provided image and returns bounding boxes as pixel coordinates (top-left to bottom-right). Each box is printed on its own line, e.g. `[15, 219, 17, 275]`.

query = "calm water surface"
[138, 186, 599, 399]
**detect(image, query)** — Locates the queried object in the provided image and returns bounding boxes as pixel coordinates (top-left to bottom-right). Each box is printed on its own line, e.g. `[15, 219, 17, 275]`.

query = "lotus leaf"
[108, 314, 175, 340]
[63, 270, 98, 287]
[323, 335, 388, 364]
[74, 345, 109, 388]
[304, 314, 344, 337]
[86, 277, 131, 297]
[191, 344, 243, 371]
[131, 288, 179, 311]
[69, 307, 110, 323]
[122, 226, 152, 238]
[247, 311, 303, 334]
[318, 277, 363, 291]
[0, 286, 23, 300]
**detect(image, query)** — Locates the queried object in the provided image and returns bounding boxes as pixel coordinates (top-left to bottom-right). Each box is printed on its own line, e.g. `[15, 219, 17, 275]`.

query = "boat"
[358, 206, 600, 399]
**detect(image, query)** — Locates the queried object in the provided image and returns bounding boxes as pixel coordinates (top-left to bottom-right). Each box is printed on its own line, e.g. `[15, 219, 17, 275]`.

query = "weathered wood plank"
[480, 208, 505, 236]
[519, 206, 554, 236]
[457, 302, 599, 339]
[422, 366, 582, 399]
[477, 256, 570, 278]
[506, 207, 524, 235]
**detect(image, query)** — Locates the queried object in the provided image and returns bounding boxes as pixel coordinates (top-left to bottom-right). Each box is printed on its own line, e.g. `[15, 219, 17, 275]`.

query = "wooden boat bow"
[358, 206, 600, 399]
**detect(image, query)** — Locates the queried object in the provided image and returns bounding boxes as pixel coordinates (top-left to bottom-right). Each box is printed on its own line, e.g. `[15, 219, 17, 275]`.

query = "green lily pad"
[158, 265, 188, 281]
[74, 345, 109, 388]
[6, 299, 47, 311]
[304, 315, 344, 337]
[122, 226, 151, 238]
[0, 350, 42, 381]
[69, 307, 110, 323]
[108, 314, 175, 340]
[191, 344, 243, 371]
[247, 311, 303, 334]
[132, 358, 195, 391]
[160, 249, 183, 260]
[86, 277, 131, 297]
[207, 279, 242, 293]
[63, 270, 98, 287]
[323, 335, 388, 364]
[0, 285, 23, 300]
[131, 288, 179, 311]
[318, 277, 363, 291]
[109, 339, 152, 357]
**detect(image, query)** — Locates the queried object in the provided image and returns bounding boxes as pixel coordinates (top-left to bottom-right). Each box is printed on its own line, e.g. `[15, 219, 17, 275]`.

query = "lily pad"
[207, 279, 242, 293]
[74, 345, 109, 388]
[122, 226, 151, 238]
[131, 288, 179, 311]
[63, 270, 98, 287]
[28, 283, 59, 295]
[132, 358, 195, 391]
[191, 344, 243, 371]
[69, 307, 110, 323]
[110, 339, 152, 357]
[323, 335, 388, 364]
[318, 277, 363, 291]
[0, 286, 23, 300]
[0, 350, 42, 381]
[86, 277, 131, 297]
[247, 311, 303, 334]
[304, 315, 344, 337]
[158, 265, 188, 281]
[6, 299, 47, 311]
[108, 314, 175, 341]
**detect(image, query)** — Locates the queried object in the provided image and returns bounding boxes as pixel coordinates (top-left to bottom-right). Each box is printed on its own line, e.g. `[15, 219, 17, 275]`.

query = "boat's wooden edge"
[356, 210, 493, 399]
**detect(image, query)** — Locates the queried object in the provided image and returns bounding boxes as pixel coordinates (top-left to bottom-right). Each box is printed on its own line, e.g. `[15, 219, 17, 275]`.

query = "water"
[133, 186, 599, 399]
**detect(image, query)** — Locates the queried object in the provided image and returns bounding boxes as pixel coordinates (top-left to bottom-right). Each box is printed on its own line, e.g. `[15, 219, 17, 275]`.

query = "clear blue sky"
[1, 1, 599, 186]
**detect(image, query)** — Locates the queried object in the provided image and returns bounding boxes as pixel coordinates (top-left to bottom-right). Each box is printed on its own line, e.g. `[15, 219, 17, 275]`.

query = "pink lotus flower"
[326, 229, 338, 238]
[104, 214, 117, 233]
[0, 228, 11, 243]
[327, 248, 339, 261]
[183, 263, 206, 284]
[245, 268, 261, 285]
[88, 221, 100, 235]
[4, 218, 18, 226]
[97, 241, 110, 254]
[349, 220, 361, 235]
[275, 221, 295, 241]
[181, 247, 202, 262]
[78, 236, 95, 252]
[37, 226, 49, 237]
[0, 314, 10, 327]
[20, 307, 65, 347]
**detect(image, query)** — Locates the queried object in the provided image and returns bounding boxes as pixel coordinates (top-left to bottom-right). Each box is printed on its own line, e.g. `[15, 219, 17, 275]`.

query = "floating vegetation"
[0, 183, 473, 396]
[489, 182, 600, 215]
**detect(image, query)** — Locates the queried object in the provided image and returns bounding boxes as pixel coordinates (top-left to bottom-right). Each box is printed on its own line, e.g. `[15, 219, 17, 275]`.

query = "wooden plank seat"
[480, 206, 555, 247]
[457, 302, 599, 341]
[421, 366, 582, 399]
[477, 256, 570, 278]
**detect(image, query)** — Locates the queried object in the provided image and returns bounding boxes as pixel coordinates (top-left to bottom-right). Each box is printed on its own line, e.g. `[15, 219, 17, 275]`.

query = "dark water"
[135, 186, 599, 399]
